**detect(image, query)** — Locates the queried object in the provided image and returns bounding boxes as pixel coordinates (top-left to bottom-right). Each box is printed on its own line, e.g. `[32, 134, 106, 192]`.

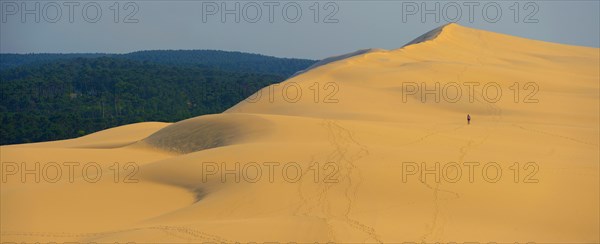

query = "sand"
[1, 23, 598, 243]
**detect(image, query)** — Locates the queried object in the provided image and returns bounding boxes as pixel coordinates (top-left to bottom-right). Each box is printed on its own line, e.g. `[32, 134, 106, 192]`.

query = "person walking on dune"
[467, 114, 471, 125]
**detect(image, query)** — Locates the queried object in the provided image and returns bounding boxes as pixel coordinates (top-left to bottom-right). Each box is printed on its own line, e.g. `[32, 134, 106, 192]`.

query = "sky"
[1, 0, 599, 60]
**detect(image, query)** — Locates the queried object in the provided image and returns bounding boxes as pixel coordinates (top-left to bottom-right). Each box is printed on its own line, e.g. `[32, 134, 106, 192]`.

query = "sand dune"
[141, 113, 272, 154]
[1, 23, 598, 243]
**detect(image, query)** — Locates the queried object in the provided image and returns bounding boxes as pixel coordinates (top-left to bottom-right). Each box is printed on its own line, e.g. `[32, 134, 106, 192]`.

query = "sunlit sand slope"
[1, 23, 598, 243]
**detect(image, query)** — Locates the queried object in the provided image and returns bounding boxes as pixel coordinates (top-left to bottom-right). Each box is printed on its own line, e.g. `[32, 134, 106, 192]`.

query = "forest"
[0, 52, 316, 144]
[0, 50, 315, 76]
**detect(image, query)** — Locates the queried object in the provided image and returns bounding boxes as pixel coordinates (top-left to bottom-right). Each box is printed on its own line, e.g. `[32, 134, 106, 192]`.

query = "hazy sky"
[1, 0, 599, 59]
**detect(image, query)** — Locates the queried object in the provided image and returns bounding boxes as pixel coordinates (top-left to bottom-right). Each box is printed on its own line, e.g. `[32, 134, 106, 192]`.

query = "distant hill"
[0, 57, 288, 144]
[0, 53, 107, 71]
[122, 50, 316, 77]
[0, 50, 316, 77]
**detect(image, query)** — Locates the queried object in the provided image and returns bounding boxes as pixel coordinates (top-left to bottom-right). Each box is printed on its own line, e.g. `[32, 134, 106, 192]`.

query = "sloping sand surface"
[1, 24, 598, 243]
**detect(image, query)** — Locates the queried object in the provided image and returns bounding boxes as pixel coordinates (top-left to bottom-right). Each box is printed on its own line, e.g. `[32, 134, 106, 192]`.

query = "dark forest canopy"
[0, 53, 314, 145]
[0, 50, 316, 76]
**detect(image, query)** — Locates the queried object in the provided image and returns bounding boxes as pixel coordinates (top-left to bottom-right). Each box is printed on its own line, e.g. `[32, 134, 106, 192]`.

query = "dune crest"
[401, 23, 451, 47]
[141, 113, 272, 154]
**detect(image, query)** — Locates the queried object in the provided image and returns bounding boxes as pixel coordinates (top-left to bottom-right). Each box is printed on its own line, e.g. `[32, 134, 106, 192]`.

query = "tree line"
[0, 55, 311, 145]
